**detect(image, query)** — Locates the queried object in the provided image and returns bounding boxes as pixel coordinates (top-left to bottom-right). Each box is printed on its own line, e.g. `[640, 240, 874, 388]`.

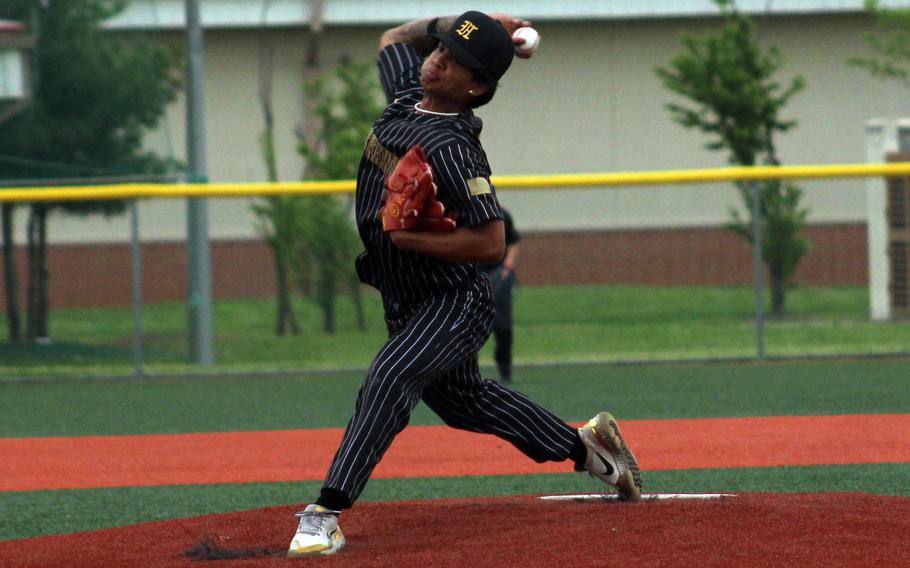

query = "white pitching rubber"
[539, 493, 735, 502]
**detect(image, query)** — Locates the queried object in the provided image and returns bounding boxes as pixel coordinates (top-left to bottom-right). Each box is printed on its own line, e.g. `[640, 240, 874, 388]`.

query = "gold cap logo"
[455, 20, 479, 40]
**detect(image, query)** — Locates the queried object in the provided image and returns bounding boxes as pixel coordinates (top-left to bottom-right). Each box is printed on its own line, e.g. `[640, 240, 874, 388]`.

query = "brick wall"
[517, 223, 868, 287]
[0, 223, 868, 309]
[0, 240, 276, 309]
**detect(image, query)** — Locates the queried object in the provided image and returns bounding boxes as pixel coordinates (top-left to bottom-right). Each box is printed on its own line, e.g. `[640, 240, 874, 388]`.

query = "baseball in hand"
[512, 27, 540, 55]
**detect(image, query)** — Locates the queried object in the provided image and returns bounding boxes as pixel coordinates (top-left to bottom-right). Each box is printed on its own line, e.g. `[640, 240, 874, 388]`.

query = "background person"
[480, 208, 520, 383]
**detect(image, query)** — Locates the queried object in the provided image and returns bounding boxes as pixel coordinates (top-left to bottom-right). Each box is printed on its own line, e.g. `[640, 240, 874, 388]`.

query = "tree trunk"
[25, 206, 38, 341]
[26, 204, 50, 342]
[347, 271, 366, 331]
[318, 265, 335, 334]
[2, 204, 22, 342]
[257, 9, 301, 336]
[765, 131, 788, 320]
[322, 297, 335, 334]
[36, 204, 49, 339]
[301, 0, 323, 166]
[257, 34, 278, 183]
[769, 266, 786, 319]
[274, 248, 301, 336]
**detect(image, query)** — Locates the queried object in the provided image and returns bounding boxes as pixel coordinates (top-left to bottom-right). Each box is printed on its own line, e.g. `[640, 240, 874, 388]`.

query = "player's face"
[420, 43, 486, 106]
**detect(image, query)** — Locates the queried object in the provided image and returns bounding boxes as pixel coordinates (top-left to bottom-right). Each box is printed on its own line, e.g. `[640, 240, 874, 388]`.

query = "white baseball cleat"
[578, 411, 642, 502]
[287, 504, 345, 557]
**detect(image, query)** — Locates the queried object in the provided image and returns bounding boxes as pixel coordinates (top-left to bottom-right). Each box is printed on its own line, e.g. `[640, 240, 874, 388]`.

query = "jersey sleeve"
[377, 44, 423, 103]
[428, 143, 503, 228]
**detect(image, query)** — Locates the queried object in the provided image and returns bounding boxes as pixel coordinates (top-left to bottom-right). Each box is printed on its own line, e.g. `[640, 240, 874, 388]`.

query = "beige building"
[10, 0, 910, 308]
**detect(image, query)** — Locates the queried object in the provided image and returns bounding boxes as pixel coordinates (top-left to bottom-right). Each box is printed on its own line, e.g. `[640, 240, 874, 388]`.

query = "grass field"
[1, 285, 909, 378]
[2, 358, 909, 541]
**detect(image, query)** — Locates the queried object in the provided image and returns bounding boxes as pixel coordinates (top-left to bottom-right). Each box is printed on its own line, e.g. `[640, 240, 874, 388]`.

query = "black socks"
[316, 487, 352, 512]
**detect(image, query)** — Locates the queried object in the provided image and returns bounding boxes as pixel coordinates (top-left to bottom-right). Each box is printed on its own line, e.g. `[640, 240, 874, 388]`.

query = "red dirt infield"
[2, 493, 909, 567]
[3, 414, 909, 491]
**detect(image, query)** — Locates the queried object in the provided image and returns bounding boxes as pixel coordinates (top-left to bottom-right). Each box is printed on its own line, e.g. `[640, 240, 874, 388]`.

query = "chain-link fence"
[1, 163, 909, 381]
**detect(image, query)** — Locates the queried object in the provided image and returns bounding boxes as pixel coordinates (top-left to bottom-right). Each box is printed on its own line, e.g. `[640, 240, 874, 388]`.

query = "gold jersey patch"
[467, 177, 491, 196]
[364, 131, 399, 175]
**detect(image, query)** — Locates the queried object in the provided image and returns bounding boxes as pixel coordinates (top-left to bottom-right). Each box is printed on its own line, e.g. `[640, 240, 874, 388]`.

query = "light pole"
[184, 0, 214, 365]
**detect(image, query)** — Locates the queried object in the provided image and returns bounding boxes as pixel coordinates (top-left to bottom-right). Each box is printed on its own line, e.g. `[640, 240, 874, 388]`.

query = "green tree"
[295, 59, 383, 333]
[0, 0, 180, 341]
[251, 195, 307, 335]
[848, 0, 910, 87]
[251, 14, 302, 336]
[655, 0, 809, 318]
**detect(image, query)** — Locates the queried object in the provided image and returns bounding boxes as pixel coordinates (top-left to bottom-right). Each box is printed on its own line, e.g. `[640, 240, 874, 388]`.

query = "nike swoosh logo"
[596, 453, 615, 476]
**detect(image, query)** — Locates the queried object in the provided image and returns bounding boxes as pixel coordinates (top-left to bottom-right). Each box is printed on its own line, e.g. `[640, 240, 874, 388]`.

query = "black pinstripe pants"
[323, 280, 579, 505]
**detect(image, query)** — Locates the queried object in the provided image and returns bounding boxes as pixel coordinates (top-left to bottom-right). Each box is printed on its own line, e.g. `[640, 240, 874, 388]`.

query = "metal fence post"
[750, 180, 766, 360]
[129, 199, 145, 377]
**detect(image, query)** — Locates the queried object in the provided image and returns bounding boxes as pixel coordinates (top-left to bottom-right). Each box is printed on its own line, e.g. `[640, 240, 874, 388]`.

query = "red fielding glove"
[415, 190, 457, 232]
[381, 146, 435, 231]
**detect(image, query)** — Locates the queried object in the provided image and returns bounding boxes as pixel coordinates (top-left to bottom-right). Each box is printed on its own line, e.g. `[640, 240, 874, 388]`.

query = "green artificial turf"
[2, 359, 908, 436]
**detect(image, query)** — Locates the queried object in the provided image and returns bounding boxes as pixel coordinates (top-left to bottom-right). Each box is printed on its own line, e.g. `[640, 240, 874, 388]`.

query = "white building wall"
[106, 0, 910, 28]
[40, 10, 910, 243]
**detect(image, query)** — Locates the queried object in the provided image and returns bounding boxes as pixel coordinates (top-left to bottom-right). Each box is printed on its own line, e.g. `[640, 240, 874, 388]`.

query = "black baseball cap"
[429, 11, 514, 82]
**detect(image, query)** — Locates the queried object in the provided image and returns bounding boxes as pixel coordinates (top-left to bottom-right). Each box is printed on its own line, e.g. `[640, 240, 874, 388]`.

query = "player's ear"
[467, 82, 489, 98]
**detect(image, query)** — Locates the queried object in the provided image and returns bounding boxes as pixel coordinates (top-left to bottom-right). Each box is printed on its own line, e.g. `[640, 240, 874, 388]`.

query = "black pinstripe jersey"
[354, 43, 504, 307]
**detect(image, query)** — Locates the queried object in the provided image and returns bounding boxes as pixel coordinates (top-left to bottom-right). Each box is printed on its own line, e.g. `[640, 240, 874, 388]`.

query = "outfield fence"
[1, 162, 909, 380]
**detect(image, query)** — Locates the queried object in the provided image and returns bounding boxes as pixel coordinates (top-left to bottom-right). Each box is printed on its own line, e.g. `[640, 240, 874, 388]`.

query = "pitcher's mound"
[2, 493, 908, 567]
